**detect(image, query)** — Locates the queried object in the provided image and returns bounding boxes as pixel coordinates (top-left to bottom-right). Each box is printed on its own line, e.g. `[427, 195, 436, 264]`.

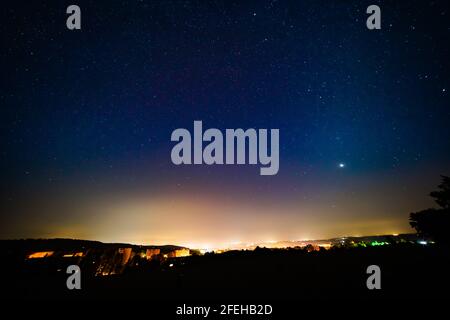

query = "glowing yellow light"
[168, 248, 190, 258]
[63, 252, 83, 258]
[27, 251, 54, 259]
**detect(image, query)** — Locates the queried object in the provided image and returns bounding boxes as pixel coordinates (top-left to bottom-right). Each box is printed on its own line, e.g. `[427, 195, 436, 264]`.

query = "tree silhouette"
[409, 175, 450, 244]
[429, 175, 450, 209]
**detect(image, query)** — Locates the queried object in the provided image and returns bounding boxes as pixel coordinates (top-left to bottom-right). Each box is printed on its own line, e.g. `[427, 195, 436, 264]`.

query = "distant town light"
[370, 241, 388, 246]
[418, 240, 427, 245]
[27, 251, 54, 259]
[63, 252, 83, 258]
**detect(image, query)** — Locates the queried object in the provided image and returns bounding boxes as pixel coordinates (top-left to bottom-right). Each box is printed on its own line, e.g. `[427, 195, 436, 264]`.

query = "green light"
[370, 241, 388, 246]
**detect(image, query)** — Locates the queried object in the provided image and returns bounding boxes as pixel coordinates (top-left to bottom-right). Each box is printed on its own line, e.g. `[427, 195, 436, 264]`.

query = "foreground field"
[2, 243, 448, 301]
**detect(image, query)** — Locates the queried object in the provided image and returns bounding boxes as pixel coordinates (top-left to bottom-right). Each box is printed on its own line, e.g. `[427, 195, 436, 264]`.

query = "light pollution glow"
[30, 191, 418, 249]
[2, 165, 442, 248]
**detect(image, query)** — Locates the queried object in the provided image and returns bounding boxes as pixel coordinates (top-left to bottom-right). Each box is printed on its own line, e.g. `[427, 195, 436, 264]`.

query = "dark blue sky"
[1, 1, 449, 245]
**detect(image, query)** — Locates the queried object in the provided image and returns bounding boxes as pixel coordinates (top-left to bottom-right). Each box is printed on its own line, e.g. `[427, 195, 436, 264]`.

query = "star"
[338, 163, 345, 168]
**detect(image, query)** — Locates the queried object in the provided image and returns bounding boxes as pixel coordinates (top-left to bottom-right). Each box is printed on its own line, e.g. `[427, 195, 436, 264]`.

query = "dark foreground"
[1, 241, 449, 301]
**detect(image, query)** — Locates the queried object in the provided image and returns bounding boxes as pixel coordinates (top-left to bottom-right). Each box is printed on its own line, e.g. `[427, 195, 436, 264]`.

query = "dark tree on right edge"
[410, 175, 450, 245]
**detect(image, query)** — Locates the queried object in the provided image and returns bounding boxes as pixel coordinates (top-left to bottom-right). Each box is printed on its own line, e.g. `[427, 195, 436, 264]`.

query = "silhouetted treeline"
[410, 175, 450, 244]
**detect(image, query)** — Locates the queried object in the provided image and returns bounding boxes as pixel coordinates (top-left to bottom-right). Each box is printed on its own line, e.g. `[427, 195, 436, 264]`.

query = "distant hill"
[238, 233, 419, 250]
[0, 234, 421, 254]
[0, 238, 186, 254]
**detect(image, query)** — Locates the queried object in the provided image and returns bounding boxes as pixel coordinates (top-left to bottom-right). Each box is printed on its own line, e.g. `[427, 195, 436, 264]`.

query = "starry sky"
[1, 0, 449, 247]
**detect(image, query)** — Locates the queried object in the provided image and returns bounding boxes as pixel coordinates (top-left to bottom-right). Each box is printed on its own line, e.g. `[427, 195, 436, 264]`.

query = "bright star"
[339, 163, 345, 168]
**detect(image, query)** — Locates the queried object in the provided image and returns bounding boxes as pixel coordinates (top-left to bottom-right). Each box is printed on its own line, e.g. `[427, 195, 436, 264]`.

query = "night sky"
[1, 0, 449, 248]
